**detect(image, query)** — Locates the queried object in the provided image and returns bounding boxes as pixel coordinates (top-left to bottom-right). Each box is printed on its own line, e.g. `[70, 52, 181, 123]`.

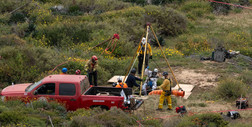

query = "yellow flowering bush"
[153, 47, 184, 58]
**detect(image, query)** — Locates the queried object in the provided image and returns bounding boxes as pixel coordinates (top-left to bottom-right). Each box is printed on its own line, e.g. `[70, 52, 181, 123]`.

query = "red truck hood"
[1, 83, 31, 96]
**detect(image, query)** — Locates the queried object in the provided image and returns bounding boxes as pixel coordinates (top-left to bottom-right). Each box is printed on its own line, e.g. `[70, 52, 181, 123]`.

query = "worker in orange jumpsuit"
[156, 72, 173, 111]
[115, 77, 128, 88]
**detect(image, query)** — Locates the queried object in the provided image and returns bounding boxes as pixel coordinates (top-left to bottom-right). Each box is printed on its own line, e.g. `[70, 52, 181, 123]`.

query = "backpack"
[176, 106, 187, 114]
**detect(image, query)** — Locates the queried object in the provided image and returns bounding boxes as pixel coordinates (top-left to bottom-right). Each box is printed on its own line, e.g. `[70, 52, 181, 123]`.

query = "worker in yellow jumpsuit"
[136, 37, 152, 75]
[156, 72, 172, 111]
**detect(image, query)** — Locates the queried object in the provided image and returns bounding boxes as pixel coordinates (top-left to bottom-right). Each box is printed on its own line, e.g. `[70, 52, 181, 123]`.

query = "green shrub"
[123, 0, 147, 5]
[65, 0, 131, 15]
[22, 117, 46, 127]
[233, 7, 242, 13]
[70, 107, 139, 127]
[210, 0, 231, 15]
[0, 105, 9, 113]
[0, 111, 25, 125]
[152, 0, 185, 5]
[239, 0, 250, 6]
[188, 103, 207, 107]
[0, 46, 62, 85]
[180, 1, 212, 20]
[238, 70, 252, 84]
[175, 35, 211, 56]
[4, 100, 25, 108]
[0, 0, 27, 13]
[32, 101, 66, 113]
[151, 36, 165, 47]
[28, 5, 55, 24]
[216, 78, 247, 100]
[0, 34, 26, 46]
[144, 5, 188, 36]
[68, 5, 81, 15]
[9, 12, 26, 23]
[34, 22, 92, 47]
[177, 113, 228, 127]
[37, 0, 61, 3]
[141, 119, 162, 127]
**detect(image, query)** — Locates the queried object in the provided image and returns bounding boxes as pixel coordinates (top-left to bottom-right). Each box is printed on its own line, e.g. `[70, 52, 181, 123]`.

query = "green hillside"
[0, 0, 251, 126]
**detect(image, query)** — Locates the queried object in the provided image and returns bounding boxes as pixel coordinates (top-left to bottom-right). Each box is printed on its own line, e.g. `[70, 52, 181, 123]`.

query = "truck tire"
[1, 96, 5, 102]
[38, 97, 48, 103]
[90, 105, 109, 111]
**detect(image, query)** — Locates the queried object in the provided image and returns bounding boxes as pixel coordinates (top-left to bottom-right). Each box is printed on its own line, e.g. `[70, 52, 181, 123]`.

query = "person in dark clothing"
[126, 68, 142, 88]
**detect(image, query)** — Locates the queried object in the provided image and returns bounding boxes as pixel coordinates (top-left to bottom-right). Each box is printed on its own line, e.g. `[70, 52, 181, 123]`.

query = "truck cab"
[1, 75, 143, 111]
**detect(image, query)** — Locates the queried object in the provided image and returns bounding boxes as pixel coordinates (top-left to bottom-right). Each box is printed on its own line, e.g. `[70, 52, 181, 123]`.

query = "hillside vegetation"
[0, 0, 251, 126]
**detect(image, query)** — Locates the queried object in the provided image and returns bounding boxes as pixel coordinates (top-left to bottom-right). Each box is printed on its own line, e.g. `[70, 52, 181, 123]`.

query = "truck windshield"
[25, 79, 43, 92]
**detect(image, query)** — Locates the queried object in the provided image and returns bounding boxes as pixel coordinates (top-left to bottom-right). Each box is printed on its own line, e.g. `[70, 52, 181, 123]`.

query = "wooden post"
[139, 25, 149, 96]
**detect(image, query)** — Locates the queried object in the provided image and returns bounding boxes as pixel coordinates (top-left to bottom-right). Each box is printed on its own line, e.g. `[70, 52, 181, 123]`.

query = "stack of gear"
[212, 46, 227, 62]
[227, 111, 241, 119]
[226, 50, 240, 59]
[200, 46, 240, 62]
[142, 68, 159, 95]
[176, 106, 187, 116]
[236, 97, 249, 109]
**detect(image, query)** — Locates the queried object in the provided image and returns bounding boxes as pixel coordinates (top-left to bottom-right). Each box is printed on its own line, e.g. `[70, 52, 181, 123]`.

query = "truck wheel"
[90, 105, 109, 111]
[1, 96, 5, 102]
[38, 97, 48, 103]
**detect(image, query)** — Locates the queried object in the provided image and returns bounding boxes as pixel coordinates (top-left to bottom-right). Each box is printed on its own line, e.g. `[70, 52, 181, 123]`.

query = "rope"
[150, 25, 182, 90]
[103, 39, 119, 54]
[102, 34, 119, 55]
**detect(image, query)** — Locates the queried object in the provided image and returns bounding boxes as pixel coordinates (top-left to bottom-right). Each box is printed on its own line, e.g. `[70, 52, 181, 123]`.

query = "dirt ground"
[134, 66, 252, 125]
[174, 68, 219, 89]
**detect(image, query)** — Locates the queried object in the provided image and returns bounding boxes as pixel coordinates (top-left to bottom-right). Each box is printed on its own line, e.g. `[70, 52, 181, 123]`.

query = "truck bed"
[84, 87, 132, 97]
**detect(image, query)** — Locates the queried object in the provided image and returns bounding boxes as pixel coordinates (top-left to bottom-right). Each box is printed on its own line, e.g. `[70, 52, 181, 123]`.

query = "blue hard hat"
[62, 68, 67, 73]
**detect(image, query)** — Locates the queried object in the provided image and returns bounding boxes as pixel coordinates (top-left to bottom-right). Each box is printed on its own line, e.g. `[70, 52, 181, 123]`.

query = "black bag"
[164, 90, 171, 96]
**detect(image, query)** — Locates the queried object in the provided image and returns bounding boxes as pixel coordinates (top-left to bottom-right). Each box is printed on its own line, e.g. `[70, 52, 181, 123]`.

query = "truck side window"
[37, 83, 55, 95]
[80, 78, 90, 94]
[59, 83, 76, 96]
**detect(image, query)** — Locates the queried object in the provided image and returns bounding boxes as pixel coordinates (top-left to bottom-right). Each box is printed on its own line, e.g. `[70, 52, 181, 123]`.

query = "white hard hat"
[117, 76, 122, 82]
[154, 68, 158, 73]
[142, 37, 146, 45]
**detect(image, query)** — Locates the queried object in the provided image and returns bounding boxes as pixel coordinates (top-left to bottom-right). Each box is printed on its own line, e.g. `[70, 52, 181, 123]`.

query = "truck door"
[34, 83, 56, 102]
[57, 83, 79, 110]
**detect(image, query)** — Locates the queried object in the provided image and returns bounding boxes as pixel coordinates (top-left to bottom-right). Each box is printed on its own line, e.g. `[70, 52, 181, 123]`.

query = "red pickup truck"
[0, 74, 143, 111]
